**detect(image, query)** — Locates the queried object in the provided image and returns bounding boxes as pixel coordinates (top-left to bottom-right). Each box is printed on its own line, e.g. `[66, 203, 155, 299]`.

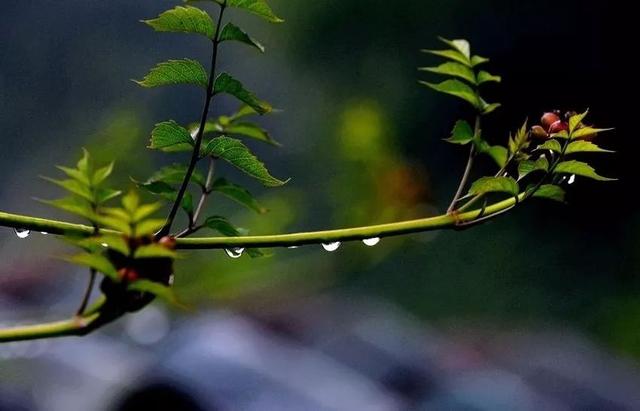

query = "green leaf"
[213, 73, 272, 114]
[39, 197, 96, 221]
[565, 141, 614, 155]
[121, 191, 140, 214]
[66, 253, 119, 281]
[223, 122, 279, 146]
[96, 188, 122, 204]
[518, 156, 548, 179]
[551, 130, 569, 139]
[568, 109, 588, 133]
[143, 6, 215, 39]
[445, 120, 475, 145]
[420, 62, 475, 84]
[57, 165, 90, 186]
[211, 178, 268, 213]
[554, 160, 616, 181]
[149, 121, 194, 152]
[537, 139, 562, 153]
[135, 59, 208, 89]
[92, 162, 115, 186]
[477, 71, 501, 84]
[482, 102, 502, 115]
[146, 164, 206, 188]
[128, 280, 182, 307]
[181, 192, 194, 216]
[421, 49, 470, 66]
[204, 215, 241, 236]
[532, 184, 566, 203]
[133, 203, 163, 223]
[571, 127, 613, 140]
[134, 244, 178, 259]
[42, 177, 94, 203]
[136, 219, 168, 236]
[469, 176, 519, 196]
[202, 137, 287, 186]
[508, 120, 530, 155]
[420, 79, 480, 109]
[438, 37, 471, 59]
[476, 140, 508, 168]
[471, 55, 490, 66]
[215, 0, 283, 23]
[219, 22, 265, 52]
[94, 235, 130, 256]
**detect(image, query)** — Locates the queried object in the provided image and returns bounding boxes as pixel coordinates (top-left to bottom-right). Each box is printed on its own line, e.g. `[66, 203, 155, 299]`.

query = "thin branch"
[176, 157, 216, 238]
[447, 115, 480, 214]
[1, 194, 524, 250]
[158, 4, 226, 237]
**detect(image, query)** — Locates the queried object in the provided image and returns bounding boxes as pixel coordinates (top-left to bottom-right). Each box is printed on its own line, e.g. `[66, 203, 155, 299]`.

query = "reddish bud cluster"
[531, 110, 595, 141]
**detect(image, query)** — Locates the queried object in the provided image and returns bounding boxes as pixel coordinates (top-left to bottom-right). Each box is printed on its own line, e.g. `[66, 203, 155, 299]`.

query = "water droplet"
[225, 248, 245, 259]
[14, 228, 30, 239]
[362, 237, 381, 247]
[568, 174, 576, 185]
[190, 127, 200, 140]
[40, 231, 48, 235]
[287, 246, 299, 249]
[322, 242, 341, 252]
[101, 243, 109, 248]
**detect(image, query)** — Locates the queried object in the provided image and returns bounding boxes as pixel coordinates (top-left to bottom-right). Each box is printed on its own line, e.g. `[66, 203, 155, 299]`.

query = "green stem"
[447, 115, 480, 213]
[1, 195, 523, 250]
[159, 4, 226, 237]
[0, 310, 102, 343]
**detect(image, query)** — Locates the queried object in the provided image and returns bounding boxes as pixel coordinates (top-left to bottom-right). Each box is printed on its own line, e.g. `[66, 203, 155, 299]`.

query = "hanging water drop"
[40, 232, 48, 235]
[568, 174, 576, 185]
[362, 237, 381, 247]
[322, 242, 341, 252]
[14, 228, 30, 239]
[225, 248, 245, 259]
[287, 246, 299, 249]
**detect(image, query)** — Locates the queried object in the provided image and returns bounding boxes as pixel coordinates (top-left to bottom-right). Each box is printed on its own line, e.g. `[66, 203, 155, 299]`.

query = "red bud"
[541, 112, 561, 131]
[548, 120, 568, 134]
[159, 236, 177, 250]
[531, 125, 549, 139]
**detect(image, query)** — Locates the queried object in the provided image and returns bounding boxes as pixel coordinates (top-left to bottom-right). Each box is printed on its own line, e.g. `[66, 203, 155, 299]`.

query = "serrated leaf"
[537, 139, 562, 153]
[551, 130, 569, 139]
[143, 6, 215, 39]
[445, 120, 475, 145]
[420, 62, 475, 84]
[532, 184, 566, 203]
[204, 215, 241, 236]
[469, 176, 519, 196]
[211, 178, 267, 213]
[476, 140, 508, 168]
[128, 280, 182, 307]
[477, 71, 501, 84]
[565, 141, 614, 155]
[213, 73, 272, 114]
[554, 160, 616, 181]
[146, 164, 206, 188]
[133, 203, 163, 223]
[202, 137, 287, 186]
[420, 79, 480, 109]
[208, 0, 284, 23]
[219, 22, 264, 52]
[149, 121, 194, 152]
[421, 49, 470, 66]
[471, 55, 490, 66]
[568, 109, 589, 133]
[518, 156, 548, 179]
[134, 244, 178, 259]
[438, 37, 471, 59]
[135, 59, 208, 89]
[66, 253, 119, 281]
[571, 127, 613, 140]
[223, 122, 279, 146]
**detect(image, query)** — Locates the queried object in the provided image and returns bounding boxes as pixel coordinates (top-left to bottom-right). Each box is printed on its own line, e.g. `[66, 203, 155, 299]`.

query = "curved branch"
[1, 194, 524, 250]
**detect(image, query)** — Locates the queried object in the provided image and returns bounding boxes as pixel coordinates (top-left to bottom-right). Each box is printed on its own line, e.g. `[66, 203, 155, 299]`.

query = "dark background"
[1, 0, 639, 400]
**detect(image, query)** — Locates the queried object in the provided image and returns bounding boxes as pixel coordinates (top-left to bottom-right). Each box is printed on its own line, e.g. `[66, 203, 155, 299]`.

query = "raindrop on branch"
[225, 248, 245, 259]
[362, 237, 381, 247]
[322, 242, 341, 252]
[14, 228, 30, 239]
[568, 174, 576, 185]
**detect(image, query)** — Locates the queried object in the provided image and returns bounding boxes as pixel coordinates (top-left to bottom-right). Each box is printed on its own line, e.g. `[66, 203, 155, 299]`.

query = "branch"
[447, 115, 480, 214]
[1, 195, 524, 250]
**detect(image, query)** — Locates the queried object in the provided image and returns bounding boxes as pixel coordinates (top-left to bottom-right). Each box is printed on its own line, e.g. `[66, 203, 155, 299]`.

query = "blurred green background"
[0, 0, 637, 358]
